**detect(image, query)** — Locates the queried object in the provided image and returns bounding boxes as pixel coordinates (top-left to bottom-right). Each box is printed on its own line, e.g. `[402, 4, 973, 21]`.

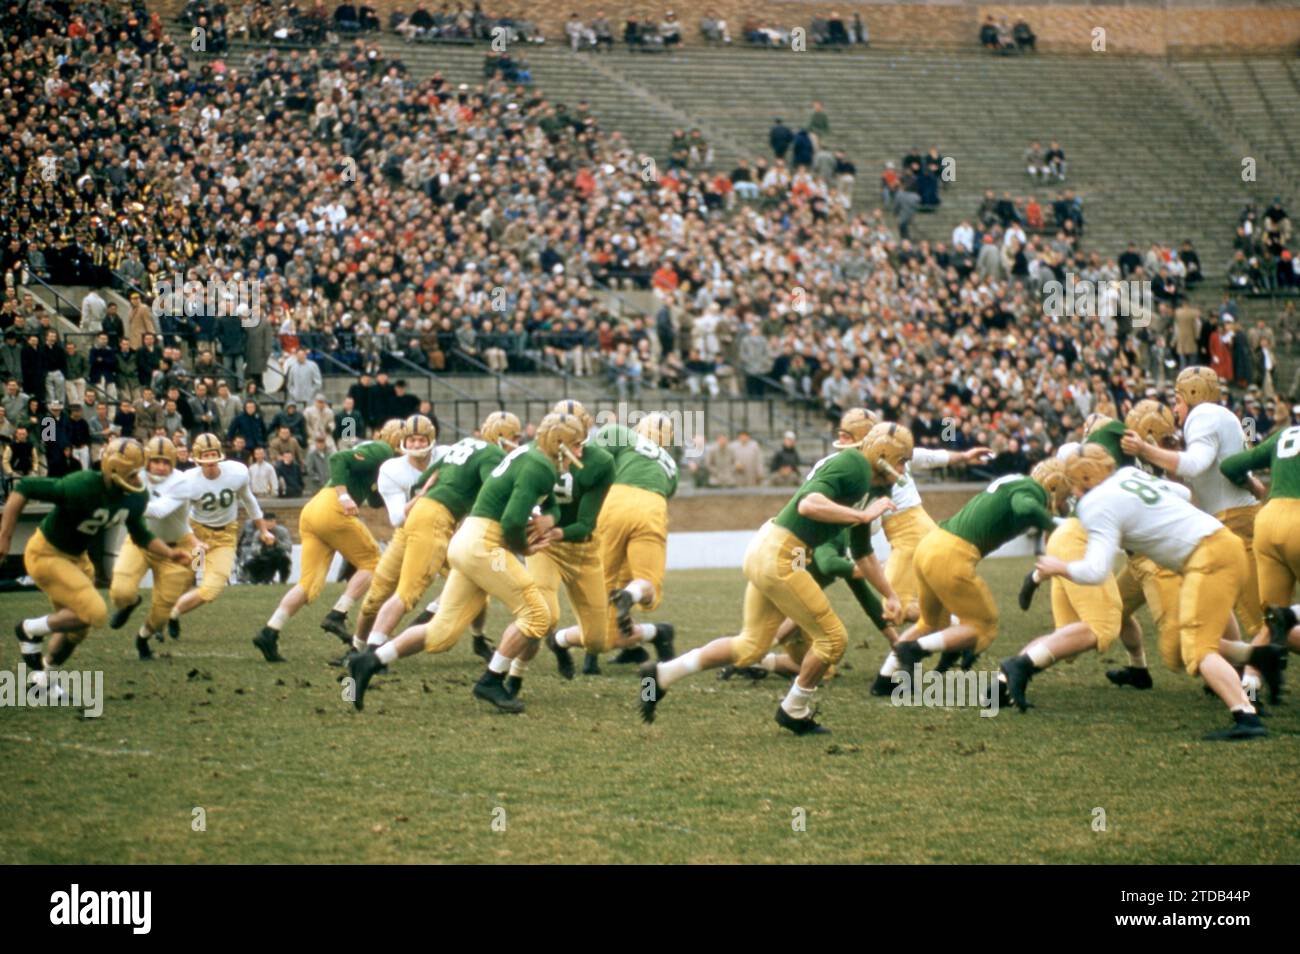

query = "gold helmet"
[535, 412, 586, 469]
[481, 410, 522, 448]
[1030, 456, 1071, 514]
[192, 432, 224, 464]
[144, 435, 177, 467]
[402, 414, 436, 454]
[833, 407, 881, 449]
[1125, 399, 1177, 447]
[1081, 412, 1114, 439]
[551, 399, 593, 434]
[1065, 443, 1116, 495]
[101, 437, 147, 493]
[1175, 366, 1221, 409]
[634, 412, 674, 448]
[861, 422, 913, 482]
[377, 418, 406, 451]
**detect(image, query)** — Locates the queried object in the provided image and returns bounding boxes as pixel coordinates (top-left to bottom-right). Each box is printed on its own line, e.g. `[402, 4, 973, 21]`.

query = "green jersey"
[417, 438, 505, 521]
[17, 470, 154, 556]
[593, 424, 679, 499]
[328, 440, 396, 505]
[811, 529, 857, 580]
[554, 442, 615, 542]
[1221, 425, 1300, 499]
[1086, 420, 1136, 468]
[941, 474, 1056, 556]
[772, 448, 875, 556]
[470, 445, 560, 552]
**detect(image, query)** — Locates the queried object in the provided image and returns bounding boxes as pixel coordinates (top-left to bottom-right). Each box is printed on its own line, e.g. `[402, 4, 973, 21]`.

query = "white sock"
[425, 599, 440, 614]
[555, 626, 580, 648]
[332, 594, 354, 614]
[169, 606, 181, 621]
[917, 633, 947, 652]
[1220, 641, 1253, 666]
[367, 630, 388, 648]
[267, 607, 290, 631]
[1127, 644, 1147, 668]
[509, 658, 529, 678]
[1242, 672, 1262, 697]
[626, 579, 654, 604]
[635, 623, 656, 639]
[949, 614, 960, 626]
[878, 651, 900, 677]
[22, 616, 51, 638]
[376, 642, 399, 665]
[759, 653, 778, 672]
[1031, 569, 1041, 584]
[1026, 644, 1055, 669]
[19, 640, 43, 655]
[781, 682, 815, 718]
[658, 647, 704, 688]
[488, 651, 511, 675]
[352, 636, 366, 652]
[138, 625, 151, 639]
[1232, 701, 1257, 716]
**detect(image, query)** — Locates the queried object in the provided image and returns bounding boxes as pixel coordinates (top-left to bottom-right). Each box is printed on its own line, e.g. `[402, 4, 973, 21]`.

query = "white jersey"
[142, 470, 192, 544]
[179, 460, 263, 527]
[1069, 466, 1222, 584]
[887, 447, 949, 513]
[1176, 403, 1256, 515]
[377, 449, 446, 527]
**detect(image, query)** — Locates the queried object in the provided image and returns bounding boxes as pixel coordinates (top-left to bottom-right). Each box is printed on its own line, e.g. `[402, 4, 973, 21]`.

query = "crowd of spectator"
[1229, 198, 1298, 294]
[980, 16, 1035, 55]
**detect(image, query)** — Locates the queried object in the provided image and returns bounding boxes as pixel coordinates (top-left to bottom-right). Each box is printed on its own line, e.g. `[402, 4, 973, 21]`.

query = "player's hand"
[1245, 474, 1267, 501]
[883, 594, 902, 623]
[259, 530, 276, 547]
[527, 513, 556, 537]
[1034, 556, 1069, 579]
[1119, 430, 1148, 458]
[524, 532, 558, 556]
[169, 546, 192, 566]
[963, 446, 994, 464]
[860, 498, 896, 523]
[339, 496, 359, 516]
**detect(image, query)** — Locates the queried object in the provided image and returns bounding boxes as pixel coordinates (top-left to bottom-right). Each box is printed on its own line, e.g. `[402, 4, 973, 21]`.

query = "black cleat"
[167, 614, 181, 640]
[411, 608, 435, 626]
[473, 670, 525, 713]
[934, 651, 962, 673]
[471, 633, 494, 662]
[870, 673, 896, 696]
[999, 655, 1037, 712]
[504, 675, 522, 699]
[960, 650, 980, 671]
[1248, 644, 1288, 705]
[894, 640, 930, 668]
[719, 664, 768, 681]
[346, 649, 384, 711]
[610, 588, 635, 636]
[1018, 570, 1040, 612]
[320, 610, 350, 643]
[546, 630, 575, 680]
[774, 705, 831, 736]
[651, 623, 676, 661]
[1203, 710, 1268, 741]
[15, 621, 43, 671]
[582, 652, 601, 675]
[252, 627, 285, 663]
[110, 597, 141, 630]
[1106, 665, 1153, 689]
[135, 635, 154, 660]
[1265, 603, 1297, 645]
[612, 646, 649, 665]
[638, 661, 664, 723]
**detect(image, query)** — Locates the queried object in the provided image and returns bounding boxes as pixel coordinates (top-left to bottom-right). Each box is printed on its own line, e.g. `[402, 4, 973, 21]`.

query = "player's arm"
[377, 466, 409, 528]
[561, 478, 611, 541]
[798, 489, 894, 525]
[1010, 489, 1058, 533]
[1220, 430, 1278, 485]
[1040, 503, 1120, 585]
[847, 521, 900, 620]
[501, 471, 551, 554]
[811, 538, 854, 579]
[145, 493, 187, 521]
[236, 472, 273, 543]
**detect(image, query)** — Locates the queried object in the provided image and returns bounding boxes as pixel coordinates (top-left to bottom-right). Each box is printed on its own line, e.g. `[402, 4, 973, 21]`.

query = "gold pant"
[883, 505, 937, 617]
[527, 538, 608, 651]
[1175, 528, 1249, 676]
[1046, 518, 1122, 649]
[110, 534, 196, 632]
[422, 517, 550, 653]
[597, 483, 668, 637]
[190, 522, 238, 603]
[24, 529, 105, 628]
[361, 498, 456, 617]
[913, 527, 999, 651]
[1217, 504, 1262, 636]
[1117, 554, 1185, 672]
[730, 522, 847, 668]
[299, 488, 380, 604]
[1254, 497, 1300, 609]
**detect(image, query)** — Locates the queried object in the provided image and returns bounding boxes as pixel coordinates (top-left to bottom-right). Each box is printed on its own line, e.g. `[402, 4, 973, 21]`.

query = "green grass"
[1, 558, 1297, 864]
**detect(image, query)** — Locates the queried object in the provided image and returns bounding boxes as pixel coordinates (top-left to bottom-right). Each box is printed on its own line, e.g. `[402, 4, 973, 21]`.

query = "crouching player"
[1034, 446, 1287, 740]
[637, 422, 904, 735]
[0, 438, 191, 672]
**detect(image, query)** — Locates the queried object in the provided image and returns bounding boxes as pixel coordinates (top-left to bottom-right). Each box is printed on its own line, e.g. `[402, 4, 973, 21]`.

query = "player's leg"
[171, 523, 237, 635]
[17, 534, 108, 672]
[552, 542, 608, 663]
[883, 507, 935, 623]
[108, 537, 149, 632]
[254, 528, 328, 662]
[517, 547, 564, 689]
[591, 504, 634, 671]
[318, 515, 381, 640]
[768, 562, 849, 734]
[894, 533, 991, 665]
[138, 551, 195, 660]
[874, 532, 950, 694]
[1254, 499, 1300, 662]
[353, 526, 406, 648]
[609, 512, 672, 660]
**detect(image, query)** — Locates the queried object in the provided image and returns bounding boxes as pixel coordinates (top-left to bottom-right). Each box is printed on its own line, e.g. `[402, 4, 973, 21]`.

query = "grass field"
[2, 558, 1298, 864]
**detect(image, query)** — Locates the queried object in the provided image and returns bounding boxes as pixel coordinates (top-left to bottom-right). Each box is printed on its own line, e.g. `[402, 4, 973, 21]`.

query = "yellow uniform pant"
[1217, 504, 1262, 636]
[299, 488, 381, 604]
[913, 527, 999, 652]
[190, 521, 238, 603]
[882, 505, 937, 617]
[1117, 554, 1185, 672]
[1254, 497, 1300, 609]
[361, 498, 457, 617]
[730, 522, 847, 668]
[597, 483, 669, 637]
[1047, 518, 1122, 650]
[422, 517, 550, 653]
[110, 534, 196, 633]
[527, 538, 608, 651]
[1174, 527, 1249, 676]
[24, 529, 106, 628]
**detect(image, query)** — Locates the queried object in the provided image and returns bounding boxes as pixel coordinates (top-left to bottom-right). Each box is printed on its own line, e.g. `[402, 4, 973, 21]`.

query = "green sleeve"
[846, 577, 889, 631]
[1011, 489, 1057, 533]
[500, 465, 554, 552]
[563, 483, 610, 541]
[1221, 430, 1279, 485]
[124, 499, 155, 549]
[327, 449, 352, 488]
[14, 476, 63, 503]
[847, 522, 874, 559]
[812, 539, 855, 579]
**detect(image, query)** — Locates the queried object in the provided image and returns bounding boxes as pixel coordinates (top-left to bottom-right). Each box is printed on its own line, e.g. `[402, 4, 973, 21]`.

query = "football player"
[0, 438, 190, 673]
[351, 411, 520, 662]
[1121, 367, 1266, 695]
[161, 432, 273, 639]
[637, 422, 903, 735]
[252, 420, 404, 662]
[1034, 445, 1286, 740]
[581, 412, 680, 674]
[107, 437, 199, 659]
[346, 413, 576, 712]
